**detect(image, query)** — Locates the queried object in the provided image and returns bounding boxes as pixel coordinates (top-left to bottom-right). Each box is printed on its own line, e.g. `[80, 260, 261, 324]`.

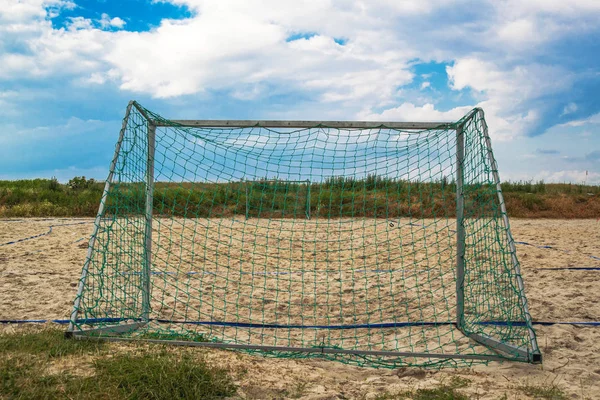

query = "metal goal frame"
[66, 100, 542, 364]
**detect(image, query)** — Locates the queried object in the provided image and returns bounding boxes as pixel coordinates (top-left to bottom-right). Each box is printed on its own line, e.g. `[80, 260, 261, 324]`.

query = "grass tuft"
[139, 330, 210, 342]
[91, 351, 236, 399]
[0, 328, 236, 399]
[374, 375, 471, 399]
[0, 328, 105, 358]
[516, 382, 567, 400]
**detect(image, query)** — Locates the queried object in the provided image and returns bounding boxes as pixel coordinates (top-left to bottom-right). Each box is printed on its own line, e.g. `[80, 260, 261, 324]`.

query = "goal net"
[67, 101, 541, 368]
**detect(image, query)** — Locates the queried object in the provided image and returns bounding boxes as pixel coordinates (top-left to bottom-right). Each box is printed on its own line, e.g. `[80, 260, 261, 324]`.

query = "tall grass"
[0, 177, 598, 218]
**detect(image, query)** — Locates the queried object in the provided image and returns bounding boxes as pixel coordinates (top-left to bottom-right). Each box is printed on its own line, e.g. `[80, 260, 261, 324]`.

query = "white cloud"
[0, 166, 109, 182]
[0, 117, 111, 146]
[496, 0, 600, 16]
[100, 8, 417, 103]
[0, 2, 114, 80]
[359, 102, 472, 123]
[523, 169, 600, 185]
[1, 0, 599, 143]
[488, 0, 600, 51]
[442, 57, 574, 139]
[0, 0, 73, 23]
[556, 112, 600, 127]
[67, 16, 93, 30]
[561, 102, 578, 116]
[366, 56, 574, 141]
[99, 13, 126, 29]
[447, 58, 571, 98]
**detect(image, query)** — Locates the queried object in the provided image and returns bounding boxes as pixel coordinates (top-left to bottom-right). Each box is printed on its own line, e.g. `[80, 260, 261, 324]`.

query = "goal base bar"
[65, 322, 147, 339]
[467, 332, 542, 363]
[69, 330, 530, 363]
[66, 320, 541, 363]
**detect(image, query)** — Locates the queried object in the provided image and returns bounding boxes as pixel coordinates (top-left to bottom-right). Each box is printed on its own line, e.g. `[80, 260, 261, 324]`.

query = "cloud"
[1, 0, 453, 106]
[0, 166, 108, 182]
[535, 148, 560, 155]
[586, 150, 600, 161]
[359, 102, 472, 123]
[1, 0, 597, 124]
[99, 13, 126, 29]
[443, 58, 580, 138]
[99, 10, 417, 105]
[561, 102, 578, 116]
[0, 0, 74, 23]
[529, 169, 600, 185]
[0, 117, 119, 175]
[559, 112, 600, 127]
[1, 0, 600, 183]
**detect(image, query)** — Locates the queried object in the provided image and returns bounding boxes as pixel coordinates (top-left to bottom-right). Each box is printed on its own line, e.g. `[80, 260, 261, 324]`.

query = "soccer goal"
[67, 101, 541, 368]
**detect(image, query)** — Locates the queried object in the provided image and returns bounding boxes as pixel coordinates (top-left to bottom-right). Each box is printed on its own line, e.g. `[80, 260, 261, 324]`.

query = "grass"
[0, 176, 599, 218]
[373, 376, 569, 400]
[0, 328, 106, 358]
[0, 329, 574, 400]
[0, 328, 237, 399]
[516, 382, 567, 400]
[374, 376, 471, 399]
[138, 330, 211, 342]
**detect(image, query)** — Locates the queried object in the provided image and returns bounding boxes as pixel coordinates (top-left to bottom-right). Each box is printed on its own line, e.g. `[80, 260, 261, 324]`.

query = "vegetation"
[372, 376, 568, 400]
[0, 176, 598, 218]
[0, 328, 236, 399]
[374, 376, 471, 399]
[516, 382, 567, 400]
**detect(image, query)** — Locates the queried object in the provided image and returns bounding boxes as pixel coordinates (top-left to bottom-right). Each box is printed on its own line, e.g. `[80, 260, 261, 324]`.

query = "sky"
[0, 0, 599, 184]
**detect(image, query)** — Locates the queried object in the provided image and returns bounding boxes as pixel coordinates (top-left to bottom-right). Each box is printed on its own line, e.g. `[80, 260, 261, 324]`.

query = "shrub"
[48, 177, 61, 191]
[68, 176, 96, 190]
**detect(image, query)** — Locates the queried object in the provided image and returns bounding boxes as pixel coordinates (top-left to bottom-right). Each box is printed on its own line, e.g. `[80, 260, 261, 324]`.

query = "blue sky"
[0, 0, 599, 184]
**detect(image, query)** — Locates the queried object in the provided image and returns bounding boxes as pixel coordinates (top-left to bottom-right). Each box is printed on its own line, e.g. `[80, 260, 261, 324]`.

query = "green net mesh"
[69, 101, 539, 368]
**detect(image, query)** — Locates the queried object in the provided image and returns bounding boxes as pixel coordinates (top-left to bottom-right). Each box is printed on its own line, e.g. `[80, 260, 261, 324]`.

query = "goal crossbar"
[153, 119, 454, 129]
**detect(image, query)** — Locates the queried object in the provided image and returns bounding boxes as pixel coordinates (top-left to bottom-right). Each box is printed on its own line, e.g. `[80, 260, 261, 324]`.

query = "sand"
[1, 218, 599, 398]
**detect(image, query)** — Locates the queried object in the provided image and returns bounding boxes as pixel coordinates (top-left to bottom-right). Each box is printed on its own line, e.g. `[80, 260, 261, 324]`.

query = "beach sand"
[1, 218, 599, 398]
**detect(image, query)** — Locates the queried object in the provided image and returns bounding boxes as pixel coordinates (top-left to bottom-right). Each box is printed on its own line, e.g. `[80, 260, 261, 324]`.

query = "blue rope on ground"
[0, 221, 93, 247]
[0, 226, 53, 247]
[0, 318, 123, 324]
[2, 318, 600, 328]
[156, 320, 600, 328]
[536, 267, 600, 271]
[116, 264, 599, 277]
[118, 269, 414, 277]
[515, 240, 600, 262]
[390, 221, 600, 262]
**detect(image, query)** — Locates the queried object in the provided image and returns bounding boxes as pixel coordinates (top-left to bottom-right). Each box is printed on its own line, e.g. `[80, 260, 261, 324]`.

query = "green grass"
[138, 331, 211, 342]
[0, 328, 236, 399]
[516, 382, 567, 400]
[374, 387, 469, 400]
[0, 176, 599, 218]
[374, 376, 471, 400]
[371, 377, 568, 400]
[0, 327, 105, 358]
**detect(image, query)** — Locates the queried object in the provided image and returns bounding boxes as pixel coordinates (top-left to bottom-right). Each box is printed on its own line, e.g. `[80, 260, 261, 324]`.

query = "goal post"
[143, 121, 156, 322]
[67, 101, 541, 367]
[455, 123, 466, 331]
